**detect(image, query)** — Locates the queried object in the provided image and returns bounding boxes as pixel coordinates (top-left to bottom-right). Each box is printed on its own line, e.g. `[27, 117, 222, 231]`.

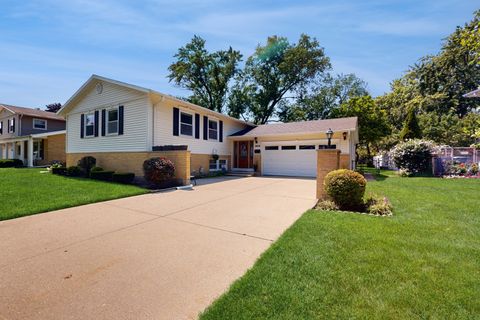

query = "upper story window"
[107, 108, 119, 135]
[180, 111, 193, 136]
[208, 119, 218, 140]
[85, 113, 95, 137]
[33, 118, 47, 130]
[8, 119, 14, 133]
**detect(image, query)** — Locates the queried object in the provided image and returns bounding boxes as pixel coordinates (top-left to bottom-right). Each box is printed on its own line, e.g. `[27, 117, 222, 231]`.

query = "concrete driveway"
[0, 176, 316, 320]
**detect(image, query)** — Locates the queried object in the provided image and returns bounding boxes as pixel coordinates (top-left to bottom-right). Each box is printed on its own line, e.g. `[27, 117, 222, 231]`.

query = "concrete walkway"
[0, 176, 316, 320]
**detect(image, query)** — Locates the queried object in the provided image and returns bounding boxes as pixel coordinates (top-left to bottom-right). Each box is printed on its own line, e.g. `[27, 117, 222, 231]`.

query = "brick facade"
[316, 149, 340, 199]
[339, 154, 350, 169]
[66, 150, 191, 184]
[190, 154, 231, 175]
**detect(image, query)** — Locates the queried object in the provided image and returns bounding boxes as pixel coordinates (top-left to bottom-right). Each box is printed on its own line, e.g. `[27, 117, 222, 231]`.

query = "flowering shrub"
[365, 194, 393, 216]
[443, 161, 480, 178]
[143, 157, 175, 185]
[390, 139, 435, 175]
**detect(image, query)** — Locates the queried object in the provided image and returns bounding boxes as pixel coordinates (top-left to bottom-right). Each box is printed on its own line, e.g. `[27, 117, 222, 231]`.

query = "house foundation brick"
[66, 150, 191, 185]
[316, 149, 340, 199]
[190, 154, 231, 175]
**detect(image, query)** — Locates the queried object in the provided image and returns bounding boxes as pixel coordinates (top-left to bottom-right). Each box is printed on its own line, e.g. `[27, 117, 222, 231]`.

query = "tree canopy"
[168, 35, 242, 113]
[229, 34, 331, 124]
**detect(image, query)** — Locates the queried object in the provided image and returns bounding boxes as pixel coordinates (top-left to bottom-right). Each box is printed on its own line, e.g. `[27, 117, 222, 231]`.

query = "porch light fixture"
[254, 137, 258, 144]
[326, 128, 334, 148]
[343, 132, 347, 140]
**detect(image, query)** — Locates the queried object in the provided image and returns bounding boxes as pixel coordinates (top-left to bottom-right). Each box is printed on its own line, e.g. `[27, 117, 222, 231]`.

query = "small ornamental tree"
[400, 106, 422, 141]
[390, 139, 435, 175]
[143, 157, 175, 185]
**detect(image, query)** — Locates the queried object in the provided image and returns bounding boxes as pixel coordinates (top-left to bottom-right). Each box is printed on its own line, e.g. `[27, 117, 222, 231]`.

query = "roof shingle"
[230, 117, 357, 137]
[0, 104, 65, 121]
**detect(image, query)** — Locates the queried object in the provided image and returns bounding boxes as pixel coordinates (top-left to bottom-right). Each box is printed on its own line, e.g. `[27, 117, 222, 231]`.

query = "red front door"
[237, 141, 252, 168]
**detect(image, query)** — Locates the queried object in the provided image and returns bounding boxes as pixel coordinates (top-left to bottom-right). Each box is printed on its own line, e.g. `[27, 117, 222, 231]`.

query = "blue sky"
[0, 0, 478, 108]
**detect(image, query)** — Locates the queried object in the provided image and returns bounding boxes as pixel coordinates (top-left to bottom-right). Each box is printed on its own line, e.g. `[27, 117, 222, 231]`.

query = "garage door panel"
[262, 145, 317, 177]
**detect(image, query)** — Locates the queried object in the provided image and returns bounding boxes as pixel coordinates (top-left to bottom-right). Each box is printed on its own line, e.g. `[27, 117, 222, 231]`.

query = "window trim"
[106, 107, 119, 136]
[84, 112, 96, 138]
[179, 110, 194, 137]
[8, 119, 14, 133]
[209, 159, 228, 172]
[33, 118, 48, 130]
[208, 118, 219, 141]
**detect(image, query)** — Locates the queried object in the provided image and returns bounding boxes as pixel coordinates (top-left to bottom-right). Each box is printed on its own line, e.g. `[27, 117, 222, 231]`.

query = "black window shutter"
[219, 120, 223, 142]
[0, 121, 3, 134]
[101, 109, 106, 136]
[118, 106, 124, 135]
[173, 107, 179, 136]
[195, 114, 200, 139]
[94, 110, 99, 137]
[203, 116, 208, 140]
[80, 114, 84, 138]
[12, 118, 15, 133]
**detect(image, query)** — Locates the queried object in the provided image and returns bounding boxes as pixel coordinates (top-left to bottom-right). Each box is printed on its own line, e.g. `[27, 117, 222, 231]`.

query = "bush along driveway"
[0, 168, 147, 221]
[200, 172, 480, 319]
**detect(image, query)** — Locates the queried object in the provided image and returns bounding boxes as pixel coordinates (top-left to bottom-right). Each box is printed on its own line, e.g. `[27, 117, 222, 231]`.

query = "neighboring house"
[0, 104, 66, 166]
[58, 75, 358, 184]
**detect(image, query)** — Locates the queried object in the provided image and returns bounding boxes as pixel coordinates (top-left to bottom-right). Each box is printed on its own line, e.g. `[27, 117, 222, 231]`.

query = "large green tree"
[278, 73, 368, 122]
[377, 10, 480, 148]
[333, 95, 390, 160]
[228, 34, 330, 124]
[168, 35, 242, 113]
[399, 106, 422, 140]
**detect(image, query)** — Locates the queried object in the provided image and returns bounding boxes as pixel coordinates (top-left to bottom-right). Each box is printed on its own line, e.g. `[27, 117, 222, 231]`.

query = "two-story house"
[0, 104, 66, 166]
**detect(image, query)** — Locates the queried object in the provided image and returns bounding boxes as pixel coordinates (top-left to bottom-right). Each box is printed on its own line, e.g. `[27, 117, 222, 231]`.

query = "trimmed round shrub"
[112, 172, 135, 184]
[67, 166, 82, 177]
[77, 156, 96, 174]
[390, 139, 435, 175]
[324, 169, 367, 210]
[143, 157, 175, 185]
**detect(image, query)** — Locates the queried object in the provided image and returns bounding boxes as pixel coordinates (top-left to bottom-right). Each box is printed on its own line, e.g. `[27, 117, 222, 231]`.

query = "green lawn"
[0, 168, 147, 221]
[201, 171, 480, 319]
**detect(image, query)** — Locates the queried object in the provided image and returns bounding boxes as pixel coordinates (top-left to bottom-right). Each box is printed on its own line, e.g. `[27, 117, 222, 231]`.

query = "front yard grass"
[201, 171, 480, 319]
[0, 168, 147, 221]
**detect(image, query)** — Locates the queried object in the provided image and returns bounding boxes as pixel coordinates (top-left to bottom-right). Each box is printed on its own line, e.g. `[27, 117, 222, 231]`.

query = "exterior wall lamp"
[326, 128, 334, 148]
[343, 132, 347, 140]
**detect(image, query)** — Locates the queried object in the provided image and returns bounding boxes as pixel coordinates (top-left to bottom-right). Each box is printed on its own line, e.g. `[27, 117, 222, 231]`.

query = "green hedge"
[90, 170, 115, 181]
[0, 159, 23, 168]
[52, 166, 67, 175]
[112, 173, 135, 184]
[67, 166, 83, 177]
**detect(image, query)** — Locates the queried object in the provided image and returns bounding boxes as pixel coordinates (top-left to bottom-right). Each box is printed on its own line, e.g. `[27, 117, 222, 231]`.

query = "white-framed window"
[209, 159, 228, 171]
[8, 119, 14, 133]
[107, 108, 119, 135]
[33, 118, 47, 130]
[180, 111, 193, 136]
[85, 113, 95, 137]
[208, 119, 218, 140]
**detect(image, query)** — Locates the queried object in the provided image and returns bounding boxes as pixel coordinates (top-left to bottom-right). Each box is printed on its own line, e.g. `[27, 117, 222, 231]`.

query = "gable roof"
[230, 117, 358, 137]
[58, 74, 252, 126]
[0, 104, 65, 121]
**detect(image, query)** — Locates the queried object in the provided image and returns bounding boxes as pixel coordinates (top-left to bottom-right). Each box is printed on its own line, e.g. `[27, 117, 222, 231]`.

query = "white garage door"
[262, 142, 320, 177]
